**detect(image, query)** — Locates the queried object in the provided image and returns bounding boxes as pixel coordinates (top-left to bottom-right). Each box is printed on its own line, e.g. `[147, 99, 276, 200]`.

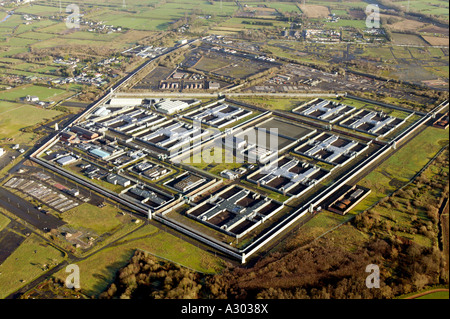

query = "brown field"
[422, 79, 448, 87]
[299, 4, 330, 18]
[391, 33, 428, 46]
[349, 9, 365, 20]
[421, 26, 449, 36]
[383, 15, 427, 32]
[390, 20, 426, 32]
[422, 36, 450, 46]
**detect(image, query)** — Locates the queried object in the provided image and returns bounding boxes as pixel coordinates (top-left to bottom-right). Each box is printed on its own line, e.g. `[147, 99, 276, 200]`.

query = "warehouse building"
[165, 172, 207, 193]
[71, 126, 99, 140]
[154, 99, 200, 115]
[89, 148, 111, 160]
[184, 103, 252, 128]
[56, 155, 78, 166]
[106, 174, 131, 187]
[60, 131, 77, 143]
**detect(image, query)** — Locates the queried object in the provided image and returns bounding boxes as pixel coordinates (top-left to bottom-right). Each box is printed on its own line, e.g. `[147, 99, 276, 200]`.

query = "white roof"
[156, 100, 189, 113]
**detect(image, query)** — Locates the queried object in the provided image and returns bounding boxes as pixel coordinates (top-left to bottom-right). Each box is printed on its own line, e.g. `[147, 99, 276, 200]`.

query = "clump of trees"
[100, 251, 206, 299]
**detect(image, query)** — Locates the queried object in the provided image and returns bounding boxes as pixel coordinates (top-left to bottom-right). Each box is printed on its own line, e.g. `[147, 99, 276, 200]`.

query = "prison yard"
[0, 0, 448, 301]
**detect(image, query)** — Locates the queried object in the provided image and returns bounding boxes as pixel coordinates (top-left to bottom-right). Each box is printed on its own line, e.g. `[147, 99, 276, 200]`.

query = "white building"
[106, 174, 131, 187]
[0, 148, 4, 157]
[209, 82, 220, 90]
[155, 99, 189, 114]
[56, 155, 78, 166]
[26, 95, 39, 103]
[221, 170, 239, 180]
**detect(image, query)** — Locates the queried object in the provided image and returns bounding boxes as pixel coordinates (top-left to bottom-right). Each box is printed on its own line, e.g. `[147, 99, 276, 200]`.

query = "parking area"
[0, 187, 66, 232]
[4, 176, 81, 213]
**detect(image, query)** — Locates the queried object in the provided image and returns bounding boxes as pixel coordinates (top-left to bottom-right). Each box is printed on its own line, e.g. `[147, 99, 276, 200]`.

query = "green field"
[0, 101, 62, 140]
[0, 234, 66, 299]
[416, 291, 449, 299]
[354, 126, 449, 213]
[396, 0, 449, 18]
[0, 212, 10, 232]
[0, 101, 62, 142]
[234, 97, 308, 112]
[62, 203, 129, 236]
[0, 85, 66, 102]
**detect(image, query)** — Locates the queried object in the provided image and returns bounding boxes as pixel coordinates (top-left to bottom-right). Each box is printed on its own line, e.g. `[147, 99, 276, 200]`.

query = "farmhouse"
[26, 95, 39, 103]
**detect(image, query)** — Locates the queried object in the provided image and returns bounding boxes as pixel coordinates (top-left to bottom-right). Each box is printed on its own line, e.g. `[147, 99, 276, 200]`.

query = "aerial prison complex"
[28, 94, 443, 264]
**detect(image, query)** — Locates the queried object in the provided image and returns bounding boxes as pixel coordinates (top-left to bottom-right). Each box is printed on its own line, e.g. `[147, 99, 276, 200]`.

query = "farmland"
[0, 101, 63, 142]
[299, 4, 330, 18]
[0, 234, 66, 299]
